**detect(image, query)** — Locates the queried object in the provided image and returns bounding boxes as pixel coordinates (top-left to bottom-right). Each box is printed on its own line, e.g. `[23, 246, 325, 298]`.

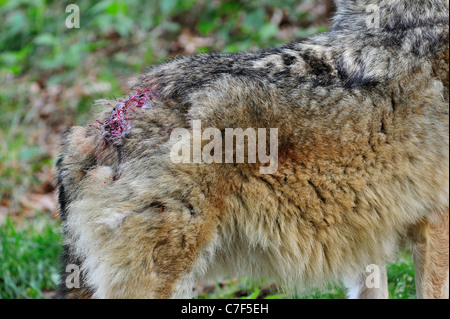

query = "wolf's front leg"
[58, 164, 218, 299]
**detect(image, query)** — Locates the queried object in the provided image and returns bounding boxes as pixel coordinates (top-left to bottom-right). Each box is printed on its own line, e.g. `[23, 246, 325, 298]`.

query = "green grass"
[387, 252, 416, 299]
[0, 215, 62, 299]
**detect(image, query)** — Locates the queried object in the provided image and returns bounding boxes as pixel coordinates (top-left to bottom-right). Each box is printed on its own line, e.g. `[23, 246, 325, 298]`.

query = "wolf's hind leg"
[409, 208, 449, 299]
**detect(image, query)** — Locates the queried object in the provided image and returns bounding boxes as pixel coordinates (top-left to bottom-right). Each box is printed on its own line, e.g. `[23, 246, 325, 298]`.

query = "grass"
[0, 215, 62, 299]
[387, 252, 416, 299]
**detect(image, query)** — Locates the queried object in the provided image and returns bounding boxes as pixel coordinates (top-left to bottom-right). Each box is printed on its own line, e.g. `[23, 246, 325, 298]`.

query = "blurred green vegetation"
[0, 0, 417, 299]
[0, 0, 327, 82]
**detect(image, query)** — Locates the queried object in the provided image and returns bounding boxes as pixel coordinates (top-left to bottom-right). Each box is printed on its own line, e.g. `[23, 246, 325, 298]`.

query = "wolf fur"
[56, 0, 449, 299]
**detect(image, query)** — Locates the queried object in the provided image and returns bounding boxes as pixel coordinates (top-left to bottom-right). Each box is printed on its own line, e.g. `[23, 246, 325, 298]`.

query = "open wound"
[102, 89, 159, 142]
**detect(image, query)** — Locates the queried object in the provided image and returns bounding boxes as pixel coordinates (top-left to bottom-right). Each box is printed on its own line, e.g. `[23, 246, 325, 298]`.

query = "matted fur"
[56, 0, 449, 299]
